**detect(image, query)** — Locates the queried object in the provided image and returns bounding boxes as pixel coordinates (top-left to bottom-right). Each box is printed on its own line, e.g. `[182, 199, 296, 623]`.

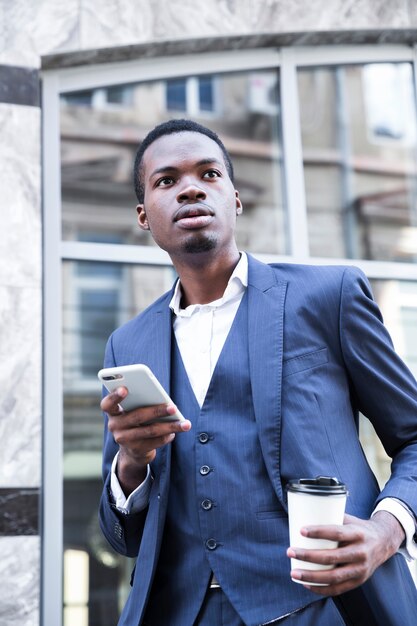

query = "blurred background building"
[1, 1, 417, 624]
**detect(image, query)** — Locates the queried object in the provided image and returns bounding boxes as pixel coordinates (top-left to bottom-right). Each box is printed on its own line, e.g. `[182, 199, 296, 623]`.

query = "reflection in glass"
[62, 261, 175, 625]
[60, 69, 286, 254]
[298, 63, 417, 262]
[64, 549, 89, 626]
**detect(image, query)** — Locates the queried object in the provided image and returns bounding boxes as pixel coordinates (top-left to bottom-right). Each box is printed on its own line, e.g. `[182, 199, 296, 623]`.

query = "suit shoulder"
[268, 262, 366, 285]
[267, 263, 371, 306]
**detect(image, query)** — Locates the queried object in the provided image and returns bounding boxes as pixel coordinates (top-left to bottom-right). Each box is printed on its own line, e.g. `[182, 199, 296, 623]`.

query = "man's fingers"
[104, 391, 192, 467]
[287, 515, 390, 596]
[134, 418, 191, 439]
[108, 400, 192, 443]
[287, 544, 366, 566]
[100, 386, 128, 414]
[100, 389, 176, 423]
[300, 523, 365, 544]
[136, 402, 180, 425]
[290, 563, 365, 596]
[104, 395, 186, 428]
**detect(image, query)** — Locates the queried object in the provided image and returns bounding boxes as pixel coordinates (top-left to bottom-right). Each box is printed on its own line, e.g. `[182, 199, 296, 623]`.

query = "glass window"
[63, 89, 94, 107]
[79, 289, 119, 377]
[167, 76, 215, 114]
[64, 262, 123, 380]
[106, 85, 133, 106]
[62, 262, 175, 625]
[60, 69, 286, 255]
[298, 63, 417, 262]
[53, 53, 417, 626]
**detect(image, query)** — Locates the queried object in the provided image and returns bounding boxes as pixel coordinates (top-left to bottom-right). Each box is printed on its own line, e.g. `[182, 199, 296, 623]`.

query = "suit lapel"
[138, 292, 173, 392]
[247, 255, 287, 506]
[138, 287, 176, 482]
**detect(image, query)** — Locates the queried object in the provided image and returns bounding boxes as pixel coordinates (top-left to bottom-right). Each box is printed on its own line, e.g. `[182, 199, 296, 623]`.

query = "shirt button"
[201, 499, 213, 511]
[200, 465, 211, 476]
[199, 433, 209, 444]
[206, 538, 217, 550]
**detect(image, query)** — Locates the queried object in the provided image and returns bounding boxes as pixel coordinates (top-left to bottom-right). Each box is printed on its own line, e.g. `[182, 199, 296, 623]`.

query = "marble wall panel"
[150, 0, 252, 40]
[0, 285, 41, 488]
[0, 104, 41, 289]
[1, 0, 413, 69]
[77, 0, 412, 48]
[247, 0, 410, 33]
[0, 537, 40, 625]
[79, 0, 154, 49]
[0, 0, 80, 67]
[407, 0, 417, 27]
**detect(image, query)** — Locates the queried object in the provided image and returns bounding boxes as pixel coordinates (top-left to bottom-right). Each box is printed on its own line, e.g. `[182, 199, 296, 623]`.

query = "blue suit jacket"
[99, 255, 417, 625]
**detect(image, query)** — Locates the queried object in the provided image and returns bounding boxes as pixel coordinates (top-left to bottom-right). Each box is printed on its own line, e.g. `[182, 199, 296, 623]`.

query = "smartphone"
[97, 363, 184, 423]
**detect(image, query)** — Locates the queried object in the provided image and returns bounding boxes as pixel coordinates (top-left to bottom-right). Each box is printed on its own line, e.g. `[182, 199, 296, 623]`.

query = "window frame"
[41, 43, 417, 625]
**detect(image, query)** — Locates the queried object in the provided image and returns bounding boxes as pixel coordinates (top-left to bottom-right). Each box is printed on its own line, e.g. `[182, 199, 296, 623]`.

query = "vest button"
[205, 538, 217, 550]
[200, 465, 211, 476]
[201, 499, 213, 510]
[199, 432, 209, 444]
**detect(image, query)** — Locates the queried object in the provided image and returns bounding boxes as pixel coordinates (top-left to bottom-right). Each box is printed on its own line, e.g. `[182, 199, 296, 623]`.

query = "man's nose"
[176, 182, 207, 203]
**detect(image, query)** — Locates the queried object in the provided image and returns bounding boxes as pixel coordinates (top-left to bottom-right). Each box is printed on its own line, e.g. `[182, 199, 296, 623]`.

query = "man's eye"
[156, 177, 174, 187]
[203, 170, 220, 179]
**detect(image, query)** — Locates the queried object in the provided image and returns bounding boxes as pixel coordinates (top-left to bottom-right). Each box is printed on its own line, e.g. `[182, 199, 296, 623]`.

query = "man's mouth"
[173, 204, 214, 229]
[173, 204, 214, 222]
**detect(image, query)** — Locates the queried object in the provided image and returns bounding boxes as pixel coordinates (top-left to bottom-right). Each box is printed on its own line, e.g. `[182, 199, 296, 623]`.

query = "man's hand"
[287, 511, 405, 595]
[101, 386, 192, 496]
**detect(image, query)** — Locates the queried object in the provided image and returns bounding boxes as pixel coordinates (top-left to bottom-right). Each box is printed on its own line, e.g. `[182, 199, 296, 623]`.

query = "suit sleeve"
[339, 266, 417, 520]
[98, 332, 147, 558]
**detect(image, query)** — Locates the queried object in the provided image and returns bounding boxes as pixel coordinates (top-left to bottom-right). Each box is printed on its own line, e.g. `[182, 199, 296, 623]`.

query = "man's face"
[136, 132, 242, 260]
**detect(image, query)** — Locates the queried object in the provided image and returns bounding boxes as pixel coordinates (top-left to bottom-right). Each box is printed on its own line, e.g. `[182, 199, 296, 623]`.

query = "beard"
[183, 233, 217, 254]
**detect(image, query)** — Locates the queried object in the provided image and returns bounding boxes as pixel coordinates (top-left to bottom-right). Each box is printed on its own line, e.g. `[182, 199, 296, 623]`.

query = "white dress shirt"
[109, 253, 417, 559]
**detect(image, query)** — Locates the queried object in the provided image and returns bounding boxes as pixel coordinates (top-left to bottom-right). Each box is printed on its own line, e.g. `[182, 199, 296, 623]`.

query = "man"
[99, 119, 417, 625]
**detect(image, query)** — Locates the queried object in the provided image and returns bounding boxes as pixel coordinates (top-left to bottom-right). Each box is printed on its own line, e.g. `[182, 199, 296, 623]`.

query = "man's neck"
[173, 249, 241, 307]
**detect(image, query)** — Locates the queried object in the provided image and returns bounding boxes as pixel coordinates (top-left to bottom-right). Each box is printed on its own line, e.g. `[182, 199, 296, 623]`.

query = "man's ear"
[137, 204, 150, 230]
[235, 190, 243, 216]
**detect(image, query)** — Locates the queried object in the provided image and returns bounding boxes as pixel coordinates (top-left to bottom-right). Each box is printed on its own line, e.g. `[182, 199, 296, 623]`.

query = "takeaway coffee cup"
[287, 476, 348, 585]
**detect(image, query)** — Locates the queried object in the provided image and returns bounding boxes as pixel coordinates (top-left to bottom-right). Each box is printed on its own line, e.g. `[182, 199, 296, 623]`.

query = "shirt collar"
[169, 252, 248, 317]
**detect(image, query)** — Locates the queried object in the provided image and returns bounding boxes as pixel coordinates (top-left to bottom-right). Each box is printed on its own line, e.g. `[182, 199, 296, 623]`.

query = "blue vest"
[144, 296, 309, 626]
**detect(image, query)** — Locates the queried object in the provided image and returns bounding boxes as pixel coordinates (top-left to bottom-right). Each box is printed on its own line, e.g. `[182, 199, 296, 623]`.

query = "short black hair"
[133, 118, 234, 203]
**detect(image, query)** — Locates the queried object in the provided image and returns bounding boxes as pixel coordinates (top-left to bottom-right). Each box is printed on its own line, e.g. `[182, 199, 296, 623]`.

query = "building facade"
[1, 1, 417, 624]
